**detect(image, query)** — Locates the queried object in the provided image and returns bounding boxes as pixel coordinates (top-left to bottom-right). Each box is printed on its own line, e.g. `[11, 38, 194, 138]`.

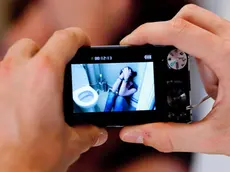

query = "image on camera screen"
[71, 62, 155, 113]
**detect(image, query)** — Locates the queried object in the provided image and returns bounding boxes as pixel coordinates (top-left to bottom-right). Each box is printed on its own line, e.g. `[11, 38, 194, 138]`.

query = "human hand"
[120, 4, 230, 155]
[123, 67, 131, 80]
[0, 28, 107, 172]
[119, 72, 124, 79]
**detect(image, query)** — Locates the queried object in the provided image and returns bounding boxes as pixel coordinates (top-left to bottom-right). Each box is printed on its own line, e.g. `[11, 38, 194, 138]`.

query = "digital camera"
[63, 45, 191, 127]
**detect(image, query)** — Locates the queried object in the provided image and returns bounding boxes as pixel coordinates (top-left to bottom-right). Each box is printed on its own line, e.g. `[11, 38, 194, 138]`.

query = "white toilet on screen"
[72, 65, 99, 112]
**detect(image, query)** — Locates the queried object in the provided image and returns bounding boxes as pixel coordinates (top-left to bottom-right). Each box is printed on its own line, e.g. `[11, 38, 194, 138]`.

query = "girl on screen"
[104, 66, 138, 112]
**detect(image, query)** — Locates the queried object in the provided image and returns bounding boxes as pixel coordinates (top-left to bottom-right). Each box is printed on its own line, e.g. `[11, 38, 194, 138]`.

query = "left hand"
[119, 4, 230, 155]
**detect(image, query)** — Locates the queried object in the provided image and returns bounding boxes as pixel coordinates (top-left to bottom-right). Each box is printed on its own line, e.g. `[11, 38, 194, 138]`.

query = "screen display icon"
[144, 55, 152, 60]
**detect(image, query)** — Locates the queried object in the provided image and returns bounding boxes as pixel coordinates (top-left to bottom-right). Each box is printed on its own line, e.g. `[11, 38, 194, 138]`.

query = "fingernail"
[122, 130, 144, 144]
[93, 130, 108, 147]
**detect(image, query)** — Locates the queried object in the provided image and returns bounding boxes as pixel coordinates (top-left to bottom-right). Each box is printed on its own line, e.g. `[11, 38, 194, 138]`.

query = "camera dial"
[167, 49, 187, 70]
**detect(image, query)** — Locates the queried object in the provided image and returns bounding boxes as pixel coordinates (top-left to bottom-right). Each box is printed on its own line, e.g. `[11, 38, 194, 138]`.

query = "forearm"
[111, 78, 122, 92]
[118, 81, 127, 96]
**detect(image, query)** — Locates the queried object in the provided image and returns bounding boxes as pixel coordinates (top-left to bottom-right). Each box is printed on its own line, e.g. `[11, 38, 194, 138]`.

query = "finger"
[120, 121, 220, 154]
[196, 59, 218, 99]
[120, 20, 226, 78]
[35, 27, 90, 70]
[65, 125, 108, 164]
[4, 38, 39, 64]
[174, 4, 230, 38]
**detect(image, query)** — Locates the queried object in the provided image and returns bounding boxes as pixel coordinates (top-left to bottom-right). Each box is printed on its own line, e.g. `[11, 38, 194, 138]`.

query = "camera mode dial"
[167, 49, 187, 70]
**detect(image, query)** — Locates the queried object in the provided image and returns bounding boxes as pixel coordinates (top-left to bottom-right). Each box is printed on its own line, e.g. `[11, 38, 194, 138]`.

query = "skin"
[118, 68, 137, 96]
[0, 28, 108, 172]
[0, 0, 138, 57]
[42, 0, 138, 44]
[111, 72, 124, 93]
[112, 67, 137, 96]
[120, 4, 230, 156]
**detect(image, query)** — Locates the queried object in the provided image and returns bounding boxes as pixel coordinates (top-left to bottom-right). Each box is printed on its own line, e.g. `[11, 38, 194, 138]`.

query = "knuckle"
[66, 27, 84, 35]
[21, 39, 39, 52]
[177, 4, 198, 20]
[53, 30, 72, 42]
[144, 123, 174, 153]
[33, 55, 54, 74]
[53, 28, 84, 43]
[19, 38, 36, 45]
[89, 133, 99, 146]
[169, 18, 189, 36]
[78, 125, 100, 146]
[134, 22, 153, 42]
[180, 4, 198, 13]
[139, 22, 153, 31]
[15, 38, 38, 49]
[29, 58, 56, 89]
[7, 38, 39, 56]
[66, 28, 86, 44]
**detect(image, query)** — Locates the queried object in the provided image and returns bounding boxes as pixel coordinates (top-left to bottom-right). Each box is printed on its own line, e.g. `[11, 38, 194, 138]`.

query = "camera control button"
[168, 112, 174, 119]
[167, 49, 188, 70]
[167, 89, 187, 109]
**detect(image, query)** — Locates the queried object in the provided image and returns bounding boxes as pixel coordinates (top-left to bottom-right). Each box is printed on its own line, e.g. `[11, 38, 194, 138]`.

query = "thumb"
[65, 125, 108, 165]
[120, 121, 215, 153]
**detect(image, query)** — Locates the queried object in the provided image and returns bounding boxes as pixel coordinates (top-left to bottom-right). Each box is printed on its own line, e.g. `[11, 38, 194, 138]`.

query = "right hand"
[120, 4, 230, 156]
[123, 67, 131, 80]
[0, 27, 107, 172]
[119, 72, 124, 79]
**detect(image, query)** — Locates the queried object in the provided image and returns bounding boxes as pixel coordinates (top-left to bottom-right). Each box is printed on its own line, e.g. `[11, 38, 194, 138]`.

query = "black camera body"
[64, 45, 191, 127]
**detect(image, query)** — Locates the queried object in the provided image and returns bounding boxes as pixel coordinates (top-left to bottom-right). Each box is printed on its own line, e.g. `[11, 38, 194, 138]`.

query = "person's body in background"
[0, 1, 191, 172]
[0, 0, 139, 57]
[104, 67, 137, 112]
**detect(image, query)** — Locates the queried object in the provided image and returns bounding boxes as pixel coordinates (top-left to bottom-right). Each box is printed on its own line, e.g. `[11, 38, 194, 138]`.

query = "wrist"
[118, 77, 123, 80]
[123, 78, 128, 82]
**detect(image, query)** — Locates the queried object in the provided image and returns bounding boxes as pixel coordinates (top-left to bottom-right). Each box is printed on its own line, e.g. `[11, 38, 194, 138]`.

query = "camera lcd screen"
[71, 62, 155, 113]
[64, 45, 191, 126]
